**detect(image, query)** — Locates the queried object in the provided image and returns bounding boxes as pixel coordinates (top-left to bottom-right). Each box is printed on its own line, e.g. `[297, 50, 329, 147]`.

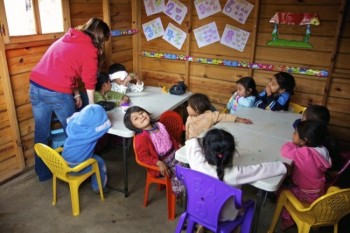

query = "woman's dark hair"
[123, 106, 154, 134]
[188, 93, 212, 114]
[76, 18, 110, 67]
[296, 120, 327, 147]
[108, 63, 126, 74]
[236, 77, 258, 96]
[95, 72, 110, 91]
[304, 104, 330, 125]
[274, 72, 296, 95]
[202, 128, 236, 181]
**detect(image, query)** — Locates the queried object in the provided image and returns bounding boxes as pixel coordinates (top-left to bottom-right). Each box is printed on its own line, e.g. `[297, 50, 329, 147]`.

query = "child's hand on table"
[235, 117, 253, 124]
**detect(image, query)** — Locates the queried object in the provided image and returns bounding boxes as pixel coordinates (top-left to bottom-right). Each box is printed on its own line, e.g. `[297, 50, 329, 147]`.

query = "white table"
[106, 86, 192, 197]
[175, 107, 300, 232]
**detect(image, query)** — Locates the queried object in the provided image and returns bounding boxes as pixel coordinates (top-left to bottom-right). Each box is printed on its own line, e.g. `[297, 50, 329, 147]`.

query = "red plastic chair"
[159, 110, 184, 144]
[132, 139, 176, 220]
[175, 165, 255, 233]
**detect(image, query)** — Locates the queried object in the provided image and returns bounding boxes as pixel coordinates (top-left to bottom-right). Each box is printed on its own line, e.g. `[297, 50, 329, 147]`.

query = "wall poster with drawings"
[162, 23, 187, 50]
[220, 24, 250, 52]
[193, 22, 220, 48]
[194, 0, 221, 20]
[143, 0, 166, 16]
[164, 0, 188, 25]
[222, 0, 254, 24]
[142, 17, 164, 41]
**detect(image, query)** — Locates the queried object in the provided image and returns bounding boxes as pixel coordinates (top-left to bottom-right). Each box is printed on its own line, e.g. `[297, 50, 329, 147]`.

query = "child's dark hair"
[108, 63, 126, 75]
[202, 128, 236, 181]
[274, 72, 296, 95]
[304, 104, 330, 125]
[296, 120, 327, 147]
[188, 93, 212, 114]
[123, 106, 154, 134]
[236, 77, 258, 96]
[95, 72, 110, 91]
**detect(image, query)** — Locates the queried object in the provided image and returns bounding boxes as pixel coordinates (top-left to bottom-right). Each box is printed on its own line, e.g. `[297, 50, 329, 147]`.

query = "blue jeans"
[30, 83, 76, 181]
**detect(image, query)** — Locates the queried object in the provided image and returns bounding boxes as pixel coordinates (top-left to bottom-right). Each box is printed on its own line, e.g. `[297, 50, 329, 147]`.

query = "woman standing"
[30, 18, 110, 181]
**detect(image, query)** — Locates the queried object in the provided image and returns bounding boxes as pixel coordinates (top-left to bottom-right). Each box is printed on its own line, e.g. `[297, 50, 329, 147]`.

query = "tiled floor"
[0, 146, 348, 233]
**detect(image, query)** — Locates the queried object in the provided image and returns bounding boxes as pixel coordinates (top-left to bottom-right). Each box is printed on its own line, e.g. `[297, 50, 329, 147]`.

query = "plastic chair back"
[326, 158, 350, 189]
[175, 165, 254, 233]
[132, 138, 176, 220]
[268, 186, 350, 233]
[159, 111, 184, 144]
[289, 102, 307, 114]
[34, 143, 104, 216]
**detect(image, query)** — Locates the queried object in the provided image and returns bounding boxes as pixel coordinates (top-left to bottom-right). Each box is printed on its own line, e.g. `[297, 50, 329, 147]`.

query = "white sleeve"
[111, 83, 127, 94]
[127, 81, 144, 93]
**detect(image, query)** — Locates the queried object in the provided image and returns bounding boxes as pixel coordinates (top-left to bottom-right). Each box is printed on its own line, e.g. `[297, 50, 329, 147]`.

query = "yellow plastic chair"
[268, 186, 350, 233]
[289, 102, 307, 114]
[34, 143, 105, 216]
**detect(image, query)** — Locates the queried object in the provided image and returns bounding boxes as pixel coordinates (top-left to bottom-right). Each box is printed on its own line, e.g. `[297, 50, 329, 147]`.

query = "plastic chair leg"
[52, 176, 57, 206]
[167, 189, 176, 220]
[267, 191, 287, 233]
[186, 219, 196, 233]
[93, 164, 105, 201]
[334, 223, 338, 233]
[69, 182, 80, 216]
[143, 175, 151, 207]
[174, 213, 187, 233]
[298, 222, 311, 233]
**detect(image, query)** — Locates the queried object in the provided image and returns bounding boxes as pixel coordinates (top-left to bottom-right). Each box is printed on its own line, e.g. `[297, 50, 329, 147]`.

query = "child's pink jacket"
[281, 142, 331, 192]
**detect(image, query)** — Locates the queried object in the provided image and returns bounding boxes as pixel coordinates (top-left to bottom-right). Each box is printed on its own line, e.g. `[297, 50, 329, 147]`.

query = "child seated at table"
[226, 76, 258, 114]
[254, 72, 296, 111]
[108, 63, 144, 94]
[62, 104, 111, 193]
[279, 120, 331, 230]
[123, 106, 185, 197]
[186, 93, 252, 140]
[184, 128, 289, 223]
[293, 104, 343, 171]
[94, 72, 130, 106]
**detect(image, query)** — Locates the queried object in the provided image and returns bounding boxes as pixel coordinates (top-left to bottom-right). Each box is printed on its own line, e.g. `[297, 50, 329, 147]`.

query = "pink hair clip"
[217, 154, 223, 158]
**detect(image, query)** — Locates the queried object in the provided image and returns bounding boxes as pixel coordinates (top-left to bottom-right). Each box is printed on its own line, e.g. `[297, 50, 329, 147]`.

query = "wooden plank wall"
[137, 0, 350, 148]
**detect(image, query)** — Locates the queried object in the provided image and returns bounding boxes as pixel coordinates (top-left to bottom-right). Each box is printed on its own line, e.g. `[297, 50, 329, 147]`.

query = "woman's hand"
[156, 161, 170, 177]
[235, 117, 253, 124]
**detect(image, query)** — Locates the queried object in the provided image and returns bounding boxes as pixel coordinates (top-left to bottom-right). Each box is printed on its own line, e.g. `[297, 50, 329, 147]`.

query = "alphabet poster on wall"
[143, 0, 165, 16]
[194, 0, 221, 20]
[193, 22, 220, 48]
[162, 23, 187, 49]
[222, 0, 254, 24]
[220, 24, 250, 52]
[164, 0, 188, 25]
[142, 17, 164, 41]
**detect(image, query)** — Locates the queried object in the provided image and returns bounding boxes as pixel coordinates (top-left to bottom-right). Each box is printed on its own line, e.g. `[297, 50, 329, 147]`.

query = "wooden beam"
[0, 36, 25, 180]
[184, 1, 193, 90]
[249, 0, 260, 77]
[102, 0, 112, 69]
[132, 0, 141, 76]
[322, 0, 348, 105]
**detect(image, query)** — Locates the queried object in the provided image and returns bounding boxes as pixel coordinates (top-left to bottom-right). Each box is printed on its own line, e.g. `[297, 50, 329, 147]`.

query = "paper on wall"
[142, 17, 164, 41]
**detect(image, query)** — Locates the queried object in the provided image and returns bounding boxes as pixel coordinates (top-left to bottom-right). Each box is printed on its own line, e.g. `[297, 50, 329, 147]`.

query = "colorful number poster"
[194, 0, 221, 20]
[220, 24, 250, 52]
[193, 22, 220, 48]
[142, 17, 164, 41]
[162, 23, 187, 50]
[143, 0, 165, 16]
[164, 0, 188, 25]
[222, 0, 254, 24]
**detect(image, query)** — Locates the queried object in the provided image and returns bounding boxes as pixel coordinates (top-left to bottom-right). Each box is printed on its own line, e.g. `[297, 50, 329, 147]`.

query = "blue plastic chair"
[175, 165, 255, 233]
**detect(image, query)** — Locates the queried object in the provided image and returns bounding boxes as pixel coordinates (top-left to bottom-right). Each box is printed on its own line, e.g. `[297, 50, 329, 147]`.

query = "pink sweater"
[30, 28, 98, 94]
[281, 142, 331, 192]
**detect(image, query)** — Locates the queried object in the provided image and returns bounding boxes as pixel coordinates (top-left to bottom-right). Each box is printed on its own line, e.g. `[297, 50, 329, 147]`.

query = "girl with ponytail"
[184, 128, 289, 222]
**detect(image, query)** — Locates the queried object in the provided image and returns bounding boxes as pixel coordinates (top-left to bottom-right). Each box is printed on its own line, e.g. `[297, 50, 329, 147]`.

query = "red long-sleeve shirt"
[30, 28, 98, 93]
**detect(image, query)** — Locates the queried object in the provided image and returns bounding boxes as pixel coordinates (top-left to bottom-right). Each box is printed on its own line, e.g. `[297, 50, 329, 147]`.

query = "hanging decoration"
[143, 0, 165, 16]
[141, 51, 329, 77]
[142, 17, 165, 41]
[164, 0, 187, 25]
[267, 12, 320, 48]
[193, 22, 220, 48]
[220, 24, 250, 52]
[110, 29, 138, 37]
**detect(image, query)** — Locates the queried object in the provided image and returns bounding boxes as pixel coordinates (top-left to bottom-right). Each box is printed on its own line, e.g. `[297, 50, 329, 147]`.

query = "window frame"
[0, 0, 71, 44]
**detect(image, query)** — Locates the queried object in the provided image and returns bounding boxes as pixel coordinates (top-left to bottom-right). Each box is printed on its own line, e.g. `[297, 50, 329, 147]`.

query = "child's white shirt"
[111, 81, 144, 94]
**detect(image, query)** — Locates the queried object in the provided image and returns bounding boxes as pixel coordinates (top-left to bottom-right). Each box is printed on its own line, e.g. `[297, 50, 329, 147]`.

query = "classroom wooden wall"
[136, 0, 350, 148]
[0, 0, 349, 182]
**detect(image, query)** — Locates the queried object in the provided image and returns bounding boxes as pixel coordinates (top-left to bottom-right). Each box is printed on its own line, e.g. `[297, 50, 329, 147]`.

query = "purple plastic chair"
[175, 165, 255, 233]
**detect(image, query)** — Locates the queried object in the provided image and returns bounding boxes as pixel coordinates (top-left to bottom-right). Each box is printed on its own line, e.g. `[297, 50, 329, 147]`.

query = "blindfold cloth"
[109, 71, 128, 81]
